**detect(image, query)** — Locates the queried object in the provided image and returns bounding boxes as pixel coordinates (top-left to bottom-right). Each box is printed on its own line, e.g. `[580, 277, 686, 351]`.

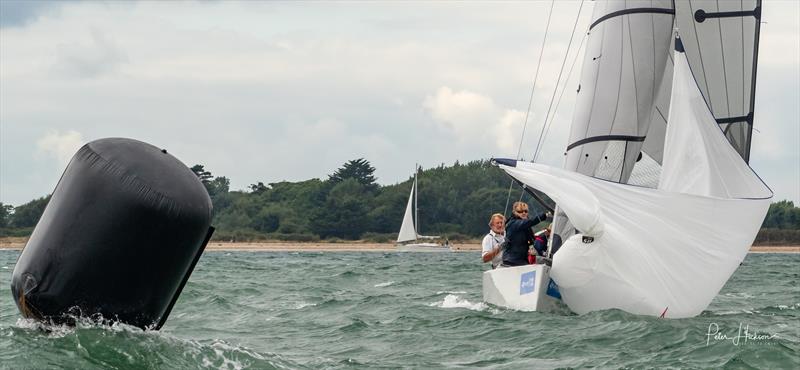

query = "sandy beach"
[0, 237, 797, 253]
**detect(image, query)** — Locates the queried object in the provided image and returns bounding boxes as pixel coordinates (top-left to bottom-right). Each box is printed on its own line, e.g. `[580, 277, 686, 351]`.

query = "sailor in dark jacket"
[501, 201, 550, 267]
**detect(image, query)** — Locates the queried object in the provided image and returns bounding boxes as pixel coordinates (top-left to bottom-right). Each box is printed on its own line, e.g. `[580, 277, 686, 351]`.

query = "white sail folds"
[499, 47, 771, 318]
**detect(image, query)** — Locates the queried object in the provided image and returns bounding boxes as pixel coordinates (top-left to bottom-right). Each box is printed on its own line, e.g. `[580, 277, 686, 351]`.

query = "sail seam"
[567, 135, 646, 151]
[581, 1, 610, 162]
[589, 7, 674, 30]
[628, 14, 640, 137]
[607, 11, 624, 140]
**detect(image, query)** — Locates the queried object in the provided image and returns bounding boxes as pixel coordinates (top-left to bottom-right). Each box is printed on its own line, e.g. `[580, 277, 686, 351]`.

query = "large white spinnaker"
[498, 42, 771, 318]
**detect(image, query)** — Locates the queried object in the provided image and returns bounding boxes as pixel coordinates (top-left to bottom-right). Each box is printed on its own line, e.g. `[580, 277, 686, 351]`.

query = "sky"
[1, 0, 798, 207]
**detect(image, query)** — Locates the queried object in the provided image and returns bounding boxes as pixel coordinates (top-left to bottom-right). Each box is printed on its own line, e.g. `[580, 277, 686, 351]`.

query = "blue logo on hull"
[546, 279, 561, 300]
[520, 271, 536, 295]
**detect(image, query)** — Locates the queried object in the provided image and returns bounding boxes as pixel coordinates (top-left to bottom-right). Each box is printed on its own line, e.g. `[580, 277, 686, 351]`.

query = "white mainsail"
[564, 0, 674, 183]
[641, 0, 763, 167]
[553, 0, 676, 244]
[396, 176, 417, 243]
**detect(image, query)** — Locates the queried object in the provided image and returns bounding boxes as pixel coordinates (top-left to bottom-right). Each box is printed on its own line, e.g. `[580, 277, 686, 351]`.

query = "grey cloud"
[51, 29, 129, 78]
[0, 0, 65, 28]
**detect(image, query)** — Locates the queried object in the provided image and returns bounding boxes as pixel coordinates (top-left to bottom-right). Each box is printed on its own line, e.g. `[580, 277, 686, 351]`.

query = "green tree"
[329, 158, 378, 192]
[249, 182, 269, 194]
[314, 178, 371, 239]
[190, 164, 213, 183]
[190, 164, 230, 198]
[11, 195, 51, 228]
[762, 200, 800, 229]
[207, 176, 230, 197]
[0, 202, 12, 228]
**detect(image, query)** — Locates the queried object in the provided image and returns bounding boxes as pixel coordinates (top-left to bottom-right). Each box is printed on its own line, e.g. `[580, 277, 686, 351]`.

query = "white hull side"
[482, 264, 562, 312]
[396, 243, 452, 252]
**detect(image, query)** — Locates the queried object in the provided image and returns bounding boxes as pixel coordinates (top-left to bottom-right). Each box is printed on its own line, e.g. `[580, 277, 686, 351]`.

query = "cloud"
[0, 0, 58, 28]
[51, 28, 129, 78]
[36, 130, 85, 166]
[423, 87, 530, 158]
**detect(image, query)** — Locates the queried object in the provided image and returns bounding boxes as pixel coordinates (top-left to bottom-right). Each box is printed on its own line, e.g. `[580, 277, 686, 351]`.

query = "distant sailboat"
[488, 0, 770, 318]
[396, 166, 451, 252]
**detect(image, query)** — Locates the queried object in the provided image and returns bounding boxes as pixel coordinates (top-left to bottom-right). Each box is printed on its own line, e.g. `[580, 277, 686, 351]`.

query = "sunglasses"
[517, 210, 529, 213]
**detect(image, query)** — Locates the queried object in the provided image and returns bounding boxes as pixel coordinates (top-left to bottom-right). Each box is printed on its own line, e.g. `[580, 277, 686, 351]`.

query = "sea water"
[0, 250, 797, 369]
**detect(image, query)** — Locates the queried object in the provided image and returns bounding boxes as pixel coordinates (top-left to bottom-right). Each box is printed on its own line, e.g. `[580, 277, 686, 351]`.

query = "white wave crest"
[294, 302, 317, 309]
[429, 294, 488, 311]
[374, 281, 394, 287]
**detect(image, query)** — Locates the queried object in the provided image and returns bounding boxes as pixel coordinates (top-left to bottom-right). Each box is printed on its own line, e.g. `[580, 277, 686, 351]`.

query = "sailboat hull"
[396, 243, 452, 252]
[482, 264, 562, 312]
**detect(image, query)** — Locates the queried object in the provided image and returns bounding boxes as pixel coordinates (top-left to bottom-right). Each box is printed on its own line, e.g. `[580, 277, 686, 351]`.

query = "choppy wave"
[429, 294, 490, 312]
[1, 250, 797, 368]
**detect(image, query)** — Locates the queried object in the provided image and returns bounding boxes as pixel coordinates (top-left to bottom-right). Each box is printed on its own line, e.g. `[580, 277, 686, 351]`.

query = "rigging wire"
[503, 0, 556, 216]
[536, 31, 588, 162]
[532, 0, 586, 162]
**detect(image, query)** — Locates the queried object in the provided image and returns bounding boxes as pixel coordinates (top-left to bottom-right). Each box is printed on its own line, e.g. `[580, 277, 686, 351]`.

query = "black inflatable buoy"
[10, 138, 214, 330]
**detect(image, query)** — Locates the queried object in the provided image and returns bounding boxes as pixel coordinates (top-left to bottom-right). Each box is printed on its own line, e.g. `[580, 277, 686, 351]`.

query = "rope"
[504, 0, 555, 216]
[537, 32, 588, 161]
[533, 0, 586, 162]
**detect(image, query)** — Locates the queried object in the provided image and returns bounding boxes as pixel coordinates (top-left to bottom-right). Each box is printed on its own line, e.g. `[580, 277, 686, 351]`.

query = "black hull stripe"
[567, 135, 646, 151]
[590, 8, 674, 30]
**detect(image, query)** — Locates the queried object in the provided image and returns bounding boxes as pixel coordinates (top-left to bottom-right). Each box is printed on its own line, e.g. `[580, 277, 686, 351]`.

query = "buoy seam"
[77, 146, 184, 219]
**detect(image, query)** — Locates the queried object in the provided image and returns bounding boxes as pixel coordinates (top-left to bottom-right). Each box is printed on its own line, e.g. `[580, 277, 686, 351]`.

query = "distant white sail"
[396, 178, 417, 243]
[499, 43, 771, 318]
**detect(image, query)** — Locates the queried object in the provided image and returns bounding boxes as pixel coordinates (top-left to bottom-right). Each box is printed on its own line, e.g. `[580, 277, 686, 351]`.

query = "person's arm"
[483, 247, 501, 263]
[525, 211, 552, 228]
[481, 235, 496, 262]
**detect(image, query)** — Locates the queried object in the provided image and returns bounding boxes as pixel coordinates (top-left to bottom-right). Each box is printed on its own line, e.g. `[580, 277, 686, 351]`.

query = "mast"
[414, 164, 419, 241]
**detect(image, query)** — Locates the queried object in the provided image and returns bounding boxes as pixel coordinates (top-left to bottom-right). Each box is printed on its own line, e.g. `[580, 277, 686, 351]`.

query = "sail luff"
[744, 0, 762, 163]
[414, 165, 419, 238]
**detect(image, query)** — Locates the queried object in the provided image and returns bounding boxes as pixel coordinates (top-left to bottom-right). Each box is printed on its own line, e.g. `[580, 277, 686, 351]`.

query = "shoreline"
[0, 238, 798, 253]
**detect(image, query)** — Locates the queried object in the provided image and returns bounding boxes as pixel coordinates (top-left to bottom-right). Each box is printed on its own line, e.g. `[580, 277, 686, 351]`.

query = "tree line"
[2, 159, 799, 244]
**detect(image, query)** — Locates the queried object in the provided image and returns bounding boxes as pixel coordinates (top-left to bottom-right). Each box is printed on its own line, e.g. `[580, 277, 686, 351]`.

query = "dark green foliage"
[754, 228, 800, 245]
[190, 164, 230, 198]
[0, 203, 12, 228]
[761, 200, 800, 230]
[314, 178, 372, 239]
[328, 158, 378, 192]
[10, 195, 50, 228]
[2, 160, 798, 242]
